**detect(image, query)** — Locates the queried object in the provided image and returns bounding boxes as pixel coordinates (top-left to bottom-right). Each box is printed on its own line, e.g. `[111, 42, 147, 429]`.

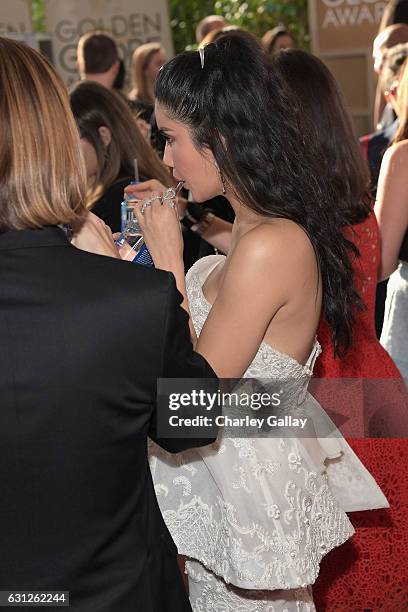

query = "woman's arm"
[375, 141, 408, 280]
[191, 214, 233, 254]
[132, 188, 198, 345]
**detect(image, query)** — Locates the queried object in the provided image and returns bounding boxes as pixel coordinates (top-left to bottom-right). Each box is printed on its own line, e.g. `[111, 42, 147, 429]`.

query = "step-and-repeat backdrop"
[309, 0, 388, 135]
[1, 0, 388, 134]
[0, 0, 173, 88]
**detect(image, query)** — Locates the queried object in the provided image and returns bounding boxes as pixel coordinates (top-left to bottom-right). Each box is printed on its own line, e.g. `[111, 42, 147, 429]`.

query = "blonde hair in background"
[0, 37, 87, 231]
[394, 58, 408, 143]
[131, 42, 163, 104]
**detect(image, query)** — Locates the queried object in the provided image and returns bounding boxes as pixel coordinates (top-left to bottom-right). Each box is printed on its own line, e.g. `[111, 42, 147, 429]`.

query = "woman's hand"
[124, 179, 166, 203]
[71, 212, 119, 259]
[127, 180, 193, 337]
[131, 186, 184, 273]
[124, 179, 187, 219]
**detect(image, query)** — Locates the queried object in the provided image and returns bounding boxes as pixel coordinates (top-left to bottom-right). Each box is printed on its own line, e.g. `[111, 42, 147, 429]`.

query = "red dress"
[312, 211, 408, 611]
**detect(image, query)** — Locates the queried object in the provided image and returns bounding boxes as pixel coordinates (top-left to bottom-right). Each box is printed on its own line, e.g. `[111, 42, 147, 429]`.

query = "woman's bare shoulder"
[234, 219, 315, 268]
[382, 139, 408, 166]
[219, 218, 317, 307]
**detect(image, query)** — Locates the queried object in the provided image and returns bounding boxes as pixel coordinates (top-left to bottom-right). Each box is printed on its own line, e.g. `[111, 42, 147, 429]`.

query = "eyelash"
[161, 133, 174, 145]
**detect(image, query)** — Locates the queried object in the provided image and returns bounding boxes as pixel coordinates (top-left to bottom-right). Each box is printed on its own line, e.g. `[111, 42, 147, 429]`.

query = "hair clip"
[199, 46, 205, 69]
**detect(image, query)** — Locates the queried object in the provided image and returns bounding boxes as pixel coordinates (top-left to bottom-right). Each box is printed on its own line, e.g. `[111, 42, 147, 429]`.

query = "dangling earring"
[220, 172, 226, 195]
[215, 162, 226, 194]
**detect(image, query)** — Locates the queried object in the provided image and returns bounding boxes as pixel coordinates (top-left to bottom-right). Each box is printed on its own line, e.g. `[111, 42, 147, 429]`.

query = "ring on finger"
[141, 201, 151, 215]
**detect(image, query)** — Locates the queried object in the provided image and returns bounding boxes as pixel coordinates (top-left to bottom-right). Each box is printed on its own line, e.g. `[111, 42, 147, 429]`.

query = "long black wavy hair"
[155, 34, 368, 355]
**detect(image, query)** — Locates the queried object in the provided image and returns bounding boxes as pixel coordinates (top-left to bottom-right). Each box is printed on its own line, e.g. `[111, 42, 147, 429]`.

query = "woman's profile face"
[80, 138, 98, 179]
[155, 102, 223, 202]
[145, 50, 166, 85]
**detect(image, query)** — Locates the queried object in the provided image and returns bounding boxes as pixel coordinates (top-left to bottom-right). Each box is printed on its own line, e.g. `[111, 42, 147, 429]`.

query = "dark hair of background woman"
[70, 81, 171, 206]
[155, 33, 368, 355]
[270, 49, 371, 226]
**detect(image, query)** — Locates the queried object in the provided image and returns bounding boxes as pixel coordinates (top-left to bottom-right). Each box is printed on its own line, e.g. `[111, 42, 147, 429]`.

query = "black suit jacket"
[0, 226, 216, 611]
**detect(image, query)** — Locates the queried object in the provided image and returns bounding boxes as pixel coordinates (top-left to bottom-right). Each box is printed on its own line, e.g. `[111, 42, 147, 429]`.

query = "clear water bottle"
[115, 208, 154, 267]
[121, 158, 140, 233]
[116, 180, 184, 267]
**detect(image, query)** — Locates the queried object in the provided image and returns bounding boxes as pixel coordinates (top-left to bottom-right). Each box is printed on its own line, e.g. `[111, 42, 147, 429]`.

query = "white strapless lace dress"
[149, 255, 388, 611]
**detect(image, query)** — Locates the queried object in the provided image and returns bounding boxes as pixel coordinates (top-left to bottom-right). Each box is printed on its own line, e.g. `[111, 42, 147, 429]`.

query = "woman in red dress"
[313, 213, 408, 612]
[268, 50, 408, 611]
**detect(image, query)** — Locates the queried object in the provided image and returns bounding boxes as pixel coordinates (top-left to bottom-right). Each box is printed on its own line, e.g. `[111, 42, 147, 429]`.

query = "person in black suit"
[0, 37, 216, 612]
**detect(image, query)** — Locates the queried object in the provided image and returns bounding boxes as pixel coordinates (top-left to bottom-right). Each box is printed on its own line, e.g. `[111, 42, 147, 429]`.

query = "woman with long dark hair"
[128, 35, 389, 610]
[70, 81, 172, 232]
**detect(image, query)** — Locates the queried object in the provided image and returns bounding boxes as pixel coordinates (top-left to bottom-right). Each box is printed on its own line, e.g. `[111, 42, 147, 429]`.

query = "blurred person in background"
[195, 14, 227, 44]
[362, 39, 408, 185]
[376, 57, 408, 387]
[361, 42, 408, 336]
[70, 81, 172, 233]
[372, 24, 408, 130]
[128, 43, 166, 123]
[262, 25, 296, 55]
[77, 30, 120, 90]
[374, 0, 408, 139]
